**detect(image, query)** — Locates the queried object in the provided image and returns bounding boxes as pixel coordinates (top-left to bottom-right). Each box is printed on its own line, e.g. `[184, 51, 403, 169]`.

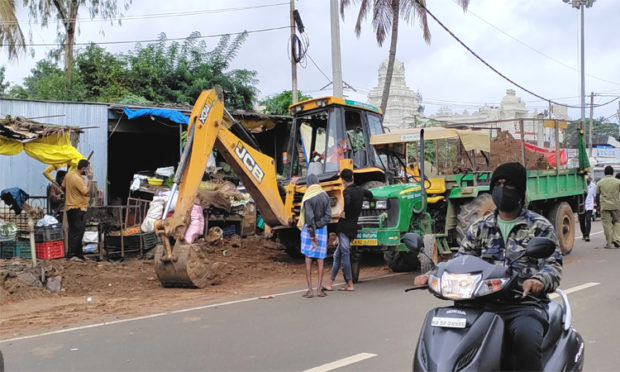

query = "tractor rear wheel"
[546, 202, 575, 255]
[456, 193, 496, 245]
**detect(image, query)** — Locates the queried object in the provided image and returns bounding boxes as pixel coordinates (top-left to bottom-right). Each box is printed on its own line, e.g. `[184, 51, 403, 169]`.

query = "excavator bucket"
[154, 242, 219, 288]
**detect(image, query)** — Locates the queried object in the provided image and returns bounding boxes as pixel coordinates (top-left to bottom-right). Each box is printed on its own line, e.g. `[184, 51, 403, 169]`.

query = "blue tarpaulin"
[123, 107, 189, 125]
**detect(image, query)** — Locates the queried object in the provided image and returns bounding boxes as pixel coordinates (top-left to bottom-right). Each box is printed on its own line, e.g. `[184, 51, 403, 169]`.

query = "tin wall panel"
[0, 99, 108, 203]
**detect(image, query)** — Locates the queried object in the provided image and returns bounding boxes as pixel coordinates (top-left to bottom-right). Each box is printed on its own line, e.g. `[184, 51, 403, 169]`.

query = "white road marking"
[303, 353, 377, 372]
[549, 282, 599, 299]
[0, 273, 406, 344]
[577, 230, 603, 239]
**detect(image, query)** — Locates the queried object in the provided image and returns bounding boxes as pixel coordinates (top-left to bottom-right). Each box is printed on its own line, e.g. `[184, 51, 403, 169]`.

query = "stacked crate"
[34, 224, 65, 259]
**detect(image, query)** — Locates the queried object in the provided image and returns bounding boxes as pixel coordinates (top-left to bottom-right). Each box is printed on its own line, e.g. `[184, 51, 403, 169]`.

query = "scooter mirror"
[525, 237, 556, 258]
[402, 233, 423, 253]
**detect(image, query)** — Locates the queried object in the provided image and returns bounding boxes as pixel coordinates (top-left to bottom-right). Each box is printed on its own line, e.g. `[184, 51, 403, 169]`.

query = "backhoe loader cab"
[284, 97, 386, 184]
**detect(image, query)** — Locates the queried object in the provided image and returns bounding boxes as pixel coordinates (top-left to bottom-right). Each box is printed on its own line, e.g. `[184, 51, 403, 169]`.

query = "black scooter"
[404, 234, 584, 372]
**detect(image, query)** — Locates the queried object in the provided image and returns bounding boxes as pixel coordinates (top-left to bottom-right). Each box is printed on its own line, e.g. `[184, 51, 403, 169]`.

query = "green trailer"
[350, 122, 588, 281]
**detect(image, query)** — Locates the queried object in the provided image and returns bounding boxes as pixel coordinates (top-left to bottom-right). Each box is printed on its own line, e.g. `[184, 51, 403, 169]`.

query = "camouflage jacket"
[456, 207, 562, 294]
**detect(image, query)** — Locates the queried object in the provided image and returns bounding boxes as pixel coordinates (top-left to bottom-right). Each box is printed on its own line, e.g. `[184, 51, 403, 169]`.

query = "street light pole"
[579, 4, 585, 131]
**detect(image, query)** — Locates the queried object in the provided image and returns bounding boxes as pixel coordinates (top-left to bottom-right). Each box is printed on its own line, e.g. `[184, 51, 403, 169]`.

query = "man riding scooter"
[414, 162, 563, 371]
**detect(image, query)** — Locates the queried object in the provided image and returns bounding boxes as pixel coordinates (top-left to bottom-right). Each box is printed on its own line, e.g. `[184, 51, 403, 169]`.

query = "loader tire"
[456, 193, 496, 245]
[278, 229, 303, 259]
[546, 202, 575, 255]
[419, 235, 438, 273]
[383, 250, 418, 273]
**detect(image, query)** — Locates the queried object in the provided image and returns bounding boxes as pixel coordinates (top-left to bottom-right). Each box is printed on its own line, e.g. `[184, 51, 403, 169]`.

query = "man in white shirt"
[579, 175, 596, 242]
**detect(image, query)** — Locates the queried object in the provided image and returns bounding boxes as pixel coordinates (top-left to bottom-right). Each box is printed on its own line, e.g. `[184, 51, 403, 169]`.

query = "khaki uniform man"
[596, 166, 620, 249]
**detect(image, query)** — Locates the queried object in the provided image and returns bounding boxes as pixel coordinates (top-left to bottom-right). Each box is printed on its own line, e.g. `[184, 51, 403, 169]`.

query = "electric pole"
[290, 0, 298, 104]
[589, 92, 594, 156]
[330, 0, 343, 98]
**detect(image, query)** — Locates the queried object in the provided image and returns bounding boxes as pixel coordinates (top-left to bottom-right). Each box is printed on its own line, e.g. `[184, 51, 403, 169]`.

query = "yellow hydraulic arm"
[154, 89, 289, 288]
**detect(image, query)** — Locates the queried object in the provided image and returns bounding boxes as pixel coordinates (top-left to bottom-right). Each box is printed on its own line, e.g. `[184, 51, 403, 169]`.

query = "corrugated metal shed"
[0, 98, 108, 201]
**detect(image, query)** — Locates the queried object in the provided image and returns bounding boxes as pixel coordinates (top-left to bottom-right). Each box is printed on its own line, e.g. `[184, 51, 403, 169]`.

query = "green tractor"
[350, 122, 588, 282]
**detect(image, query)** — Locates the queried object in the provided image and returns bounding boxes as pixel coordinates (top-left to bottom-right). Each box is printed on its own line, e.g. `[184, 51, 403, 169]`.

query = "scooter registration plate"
[431, 317, 466, 328]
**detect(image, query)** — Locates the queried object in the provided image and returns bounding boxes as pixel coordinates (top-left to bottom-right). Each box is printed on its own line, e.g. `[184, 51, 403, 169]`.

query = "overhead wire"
[0, 26, 289, 47]
[418, 0, 618, 110]
[0, 2, 289, 25]
[452, 0, 620, 87]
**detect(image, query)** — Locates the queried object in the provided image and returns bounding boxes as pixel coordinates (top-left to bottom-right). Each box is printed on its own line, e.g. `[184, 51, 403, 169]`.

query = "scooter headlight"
[475, 278, 509, 297]
[440, 272, 481, 300]
[428, 274, 441, 294]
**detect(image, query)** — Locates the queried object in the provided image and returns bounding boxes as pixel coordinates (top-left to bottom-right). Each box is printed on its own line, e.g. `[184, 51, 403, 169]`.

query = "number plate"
[351, 239, 378, 246]
[431, 317, 466, 328]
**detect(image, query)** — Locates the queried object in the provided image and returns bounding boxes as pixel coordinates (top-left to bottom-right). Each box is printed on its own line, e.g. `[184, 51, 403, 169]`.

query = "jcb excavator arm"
[154, 89, 290, 288]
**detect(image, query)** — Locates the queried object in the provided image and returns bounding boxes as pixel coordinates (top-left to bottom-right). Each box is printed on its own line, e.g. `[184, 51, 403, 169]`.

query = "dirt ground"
[0, 235, 389, 340]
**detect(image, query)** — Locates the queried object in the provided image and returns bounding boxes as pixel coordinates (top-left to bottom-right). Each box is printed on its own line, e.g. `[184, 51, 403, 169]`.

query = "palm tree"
[340, 0, 469, 115]
[0, 0, 26, 60]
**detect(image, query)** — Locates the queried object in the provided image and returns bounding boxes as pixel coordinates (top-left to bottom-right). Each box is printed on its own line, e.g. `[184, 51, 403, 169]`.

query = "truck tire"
[383, 250, 418, 272]
[278, 229, 303, 259]
[420, 235, 438, 273]
[546, 202, 575, 255]
[456, 193, 496, 245]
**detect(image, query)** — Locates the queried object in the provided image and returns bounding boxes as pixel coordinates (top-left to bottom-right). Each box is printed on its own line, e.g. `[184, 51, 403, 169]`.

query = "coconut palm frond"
[371, 0, 392, 46]
[0, 0, 26, 60]
[412, 0, 431, 44]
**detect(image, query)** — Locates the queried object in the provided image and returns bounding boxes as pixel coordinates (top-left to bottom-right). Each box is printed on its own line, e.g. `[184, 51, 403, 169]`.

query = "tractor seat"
[425, 178, 446, 195]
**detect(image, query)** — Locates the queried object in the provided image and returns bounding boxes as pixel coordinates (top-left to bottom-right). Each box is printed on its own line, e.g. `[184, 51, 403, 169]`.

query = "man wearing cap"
[415, 162, 562, 371]
[596, 165, 620, 249]
[323, 169, 373, 292]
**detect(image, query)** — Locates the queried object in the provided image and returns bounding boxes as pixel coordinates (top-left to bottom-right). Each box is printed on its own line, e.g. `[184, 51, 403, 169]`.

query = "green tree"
[340, 0, 469, 114]
[76, 43, 131, 102]
[0, 0, 26, 60]
[20, 59, 87, 101]
[563, 118, 620, 148]
[0, 66, 10, 95]
[23, 0, 131, 80]
[260, 90, 311, 115]
[126, 31, 258, 109]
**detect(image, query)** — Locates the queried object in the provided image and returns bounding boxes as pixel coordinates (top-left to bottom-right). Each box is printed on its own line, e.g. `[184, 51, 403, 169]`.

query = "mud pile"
[489, 131, 549, 170]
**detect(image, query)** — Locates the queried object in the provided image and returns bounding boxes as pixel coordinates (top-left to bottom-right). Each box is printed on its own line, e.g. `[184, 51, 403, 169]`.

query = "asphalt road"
[0, 220, 617, 371]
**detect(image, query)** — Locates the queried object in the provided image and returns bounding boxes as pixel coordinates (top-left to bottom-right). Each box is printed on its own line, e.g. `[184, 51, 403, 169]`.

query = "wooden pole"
[290, 0, 298, 104]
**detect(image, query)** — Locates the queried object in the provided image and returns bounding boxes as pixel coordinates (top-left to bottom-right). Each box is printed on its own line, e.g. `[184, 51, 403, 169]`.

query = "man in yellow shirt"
[62, 159, 92, 260]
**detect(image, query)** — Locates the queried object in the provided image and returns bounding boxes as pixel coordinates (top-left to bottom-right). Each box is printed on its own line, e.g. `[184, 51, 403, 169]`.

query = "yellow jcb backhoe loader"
[154, 88, 391, 288]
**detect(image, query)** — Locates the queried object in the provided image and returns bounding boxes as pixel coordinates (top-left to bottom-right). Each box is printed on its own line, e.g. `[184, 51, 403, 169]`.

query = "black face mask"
[492, 186, 521, 212]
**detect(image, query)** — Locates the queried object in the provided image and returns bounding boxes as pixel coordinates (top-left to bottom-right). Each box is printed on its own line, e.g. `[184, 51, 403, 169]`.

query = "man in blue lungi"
[299, 174, 332, 298]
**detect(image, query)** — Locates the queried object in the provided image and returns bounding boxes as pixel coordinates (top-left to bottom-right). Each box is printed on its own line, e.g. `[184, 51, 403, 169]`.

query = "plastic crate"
[106, 231, 158, 251]
[34, 224, 64, 242]
[0, 240, 15, 259]
[15, 239, 32, 259]
[35, 240, 65, 259]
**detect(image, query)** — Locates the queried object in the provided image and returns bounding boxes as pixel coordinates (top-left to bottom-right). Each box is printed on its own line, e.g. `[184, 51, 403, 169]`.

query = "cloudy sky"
[4, 0, 620, 122]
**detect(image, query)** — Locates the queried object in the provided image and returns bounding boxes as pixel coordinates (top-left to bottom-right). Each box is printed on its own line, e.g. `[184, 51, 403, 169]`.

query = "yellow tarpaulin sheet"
[370, 127, 491, 153]
[0, 133, 85, 167]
